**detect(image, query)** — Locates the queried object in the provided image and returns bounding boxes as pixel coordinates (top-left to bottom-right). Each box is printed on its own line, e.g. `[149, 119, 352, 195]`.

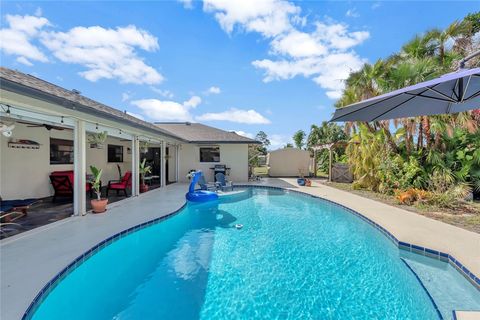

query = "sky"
[0, 1, 478, 149]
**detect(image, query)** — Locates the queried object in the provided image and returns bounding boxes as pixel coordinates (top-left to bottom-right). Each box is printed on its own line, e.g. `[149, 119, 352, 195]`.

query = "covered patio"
[0, 68, 181, 238]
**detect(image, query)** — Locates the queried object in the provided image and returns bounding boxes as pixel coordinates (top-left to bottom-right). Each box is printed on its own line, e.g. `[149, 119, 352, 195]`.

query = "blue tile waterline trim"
[22, 185, 479, 319]
[401, 258, 444, 320]
[237, 184, 480, 291]
[22, 203, 187, 320]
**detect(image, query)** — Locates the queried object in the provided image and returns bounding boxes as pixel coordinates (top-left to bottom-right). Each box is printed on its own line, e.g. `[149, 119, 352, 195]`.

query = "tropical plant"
[89, 165, 103, 200]
[87, 131, 108, 148]
[292, 130, 306, 149]
[139, 158, 152, 184]
[333, 12, 480, 209]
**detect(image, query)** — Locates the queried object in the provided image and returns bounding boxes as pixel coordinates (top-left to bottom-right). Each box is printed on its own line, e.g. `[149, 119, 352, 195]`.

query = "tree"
[284, 143, 294, 148]
[292, 130, 306, 149]
[249, 131, 271, 167]
[255, 131, 270, 154]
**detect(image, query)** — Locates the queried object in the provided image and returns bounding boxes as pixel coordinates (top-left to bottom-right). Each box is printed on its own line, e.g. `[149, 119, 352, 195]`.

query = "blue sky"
[1, 1, 478, 148]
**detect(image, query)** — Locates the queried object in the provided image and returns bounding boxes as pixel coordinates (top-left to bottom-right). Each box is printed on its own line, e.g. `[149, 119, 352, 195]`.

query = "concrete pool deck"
[1, 179, 479, 319]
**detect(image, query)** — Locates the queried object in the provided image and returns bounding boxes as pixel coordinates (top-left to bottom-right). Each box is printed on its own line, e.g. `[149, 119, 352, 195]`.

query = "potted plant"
[140, 141, 149, 154]
[90, 165, 108, 213]
[139, 158, 152, 193]
[88, 131, 108, 149]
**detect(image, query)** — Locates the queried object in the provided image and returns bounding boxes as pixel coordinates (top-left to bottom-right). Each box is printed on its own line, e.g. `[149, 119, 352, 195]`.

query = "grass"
[325, 181, 480, 234]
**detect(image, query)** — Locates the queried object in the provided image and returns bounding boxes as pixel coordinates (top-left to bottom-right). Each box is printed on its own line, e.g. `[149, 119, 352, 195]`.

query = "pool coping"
[21, 184, 480, 319]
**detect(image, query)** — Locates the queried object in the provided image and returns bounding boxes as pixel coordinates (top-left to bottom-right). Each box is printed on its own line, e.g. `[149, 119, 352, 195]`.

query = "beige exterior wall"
[0, 122, 133, 199]
[267, 148, 311, 177]
[177, 144, 248, 182]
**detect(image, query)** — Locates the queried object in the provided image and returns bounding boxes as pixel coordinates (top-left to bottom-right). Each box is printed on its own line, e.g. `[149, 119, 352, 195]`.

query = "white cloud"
[0, 14, 50, 65]
[178, 0, 194, 9]
[16, 56, 33, 66]
[232, 130, 254, 139]
[314, 22, 369, 51]
[131, 95, 202, 122]
[346, 9, 360, 18]
[184, 95, 202, 108]
[132, 99, 194, 122]
[126, 111, 145, 120]
[196, 108, 270, 124]
[40, 25, 163, 84]
[207, 86, 221, 94]
[270, 30, 327, 58]
[151, 87, 174, 98]
[203, 0, 301, 37]
[371, 2, 381, 10]
[253, 51, 366, 99]
[200, 0, 369, 100]
[269, 133, 292, 150]
[122, 92, 132, 102]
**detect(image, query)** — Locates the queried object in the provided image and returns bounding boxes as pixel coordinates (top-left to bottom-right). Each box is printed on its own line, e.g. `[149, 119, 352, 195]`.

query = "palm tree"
[427, 20, 468, 66]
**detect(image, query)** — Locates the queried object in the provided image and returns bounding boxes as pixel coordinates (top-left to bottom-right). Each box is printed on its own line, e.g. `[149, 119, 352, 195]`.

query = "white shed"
[267, 148, 311, 177]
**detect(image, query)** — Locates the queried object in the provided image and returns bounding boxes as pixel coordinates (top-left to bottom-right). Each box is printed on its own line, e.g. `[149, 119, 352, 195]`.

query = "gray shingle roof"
[0, 67, 180, 140]
[0, 67, 260, 144]
[155, 122, 260, 144]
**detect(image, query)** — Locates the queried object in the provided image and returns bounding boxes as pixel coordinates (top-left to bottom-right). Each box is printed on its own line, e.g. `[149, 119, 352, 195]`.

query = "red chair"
[50, 171, 93, 202]
[106, 171, 132, 197]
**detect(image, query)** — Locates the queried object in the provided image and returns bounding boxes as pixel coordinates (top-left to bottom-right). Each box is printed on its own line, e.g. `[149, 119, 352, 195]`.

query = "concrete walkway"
[1, 179, 479, 320]
[0, 183, 188, 320]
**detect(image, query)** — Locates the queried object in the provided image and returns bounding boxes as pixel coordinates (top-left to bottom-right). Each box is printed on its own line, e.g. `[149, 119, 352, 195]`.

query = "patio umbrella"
[330, 67, 480, 122]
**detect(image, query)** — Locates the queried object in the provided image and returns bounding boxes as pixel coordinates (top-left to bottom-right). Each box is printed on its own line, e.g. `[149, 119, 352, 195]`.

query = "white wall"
[1, 123, 74, 199]
[86, 136, 132, 185]
[177, 144, 248, 182]
[267, 148, 311, 177]
[0, 122, 133, 199]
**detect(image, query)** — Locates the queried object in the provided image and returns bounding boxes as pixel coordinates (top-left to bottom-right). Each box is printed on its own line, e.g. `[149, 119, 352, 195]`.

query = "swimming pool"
[27, 188, 479, 319]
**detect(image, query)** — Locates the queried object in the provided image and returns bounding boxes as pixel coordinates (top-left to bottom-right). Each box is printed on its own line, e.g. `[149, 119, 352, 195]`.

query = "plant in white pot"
[90, 165, 108, 213]
[88, 131, 108, 149]
[139, 158, 152, 193]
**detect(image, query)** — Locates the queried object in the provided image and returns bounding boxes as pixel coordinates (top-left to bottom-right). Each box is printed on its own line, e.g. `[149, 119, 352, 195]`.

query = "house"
[155, 122, 254, 182]
[0, 67, 258, 216]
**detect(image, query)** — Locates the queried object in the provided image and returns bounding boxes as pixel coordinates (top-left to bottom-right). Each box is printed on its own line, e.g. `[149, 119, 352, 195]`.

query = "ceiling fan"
[17, 121, 65, 131]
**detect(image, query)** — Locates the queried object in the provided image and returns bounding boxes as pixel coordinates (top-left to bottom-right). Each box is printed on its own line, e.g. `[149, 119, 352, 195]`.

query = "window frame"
[199, 146, 221, 163]
[50, 138, 74, 165]
[108, 144, 124, 163]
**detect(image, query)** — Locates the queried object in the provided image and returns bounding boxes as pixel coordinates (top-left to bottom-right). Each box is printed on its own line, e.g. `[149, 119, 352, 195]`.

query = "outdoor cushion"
[0, 198, 37, 213]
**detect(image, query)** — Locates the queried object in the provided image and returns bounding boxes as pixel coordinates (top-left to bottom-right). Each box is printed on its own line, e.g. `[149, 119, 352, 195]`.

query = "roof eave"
[0, 78, 186, 142]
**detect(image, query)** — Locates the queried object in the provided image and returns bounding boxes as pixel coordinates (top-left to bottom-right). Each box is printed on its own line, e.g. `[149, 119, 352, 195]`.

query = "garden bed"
[325, 182, 480, 234]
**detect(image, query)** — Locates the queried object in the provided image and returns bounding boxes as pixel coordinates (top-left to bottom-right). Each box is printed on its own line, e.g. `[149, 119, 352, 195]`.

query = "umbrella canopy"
[331, 67, 480, 122]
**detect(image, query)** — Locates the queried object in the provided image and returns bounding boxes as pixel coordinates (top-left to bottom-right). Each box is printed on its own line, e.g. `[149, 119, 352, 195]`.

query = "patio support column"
[161, 141, 166, 187]
[131, 136, 140, 197]
[175, 145, 180, 182]
[73, 120, 86, 216]
[328, 147, 333, 183]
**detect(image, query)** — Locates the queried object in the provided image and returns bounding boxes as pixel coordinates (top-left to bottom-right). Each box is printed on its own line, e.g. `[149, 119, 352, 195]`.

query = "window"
[108, 144, 124, 163]
[50, 138, 74, 164]
[200, 147, 220, 162]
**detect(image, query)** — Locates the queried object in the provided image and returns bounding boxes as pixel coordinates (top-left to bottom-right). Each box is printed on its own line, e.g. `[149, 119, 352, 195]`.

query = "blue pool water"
[29, 188, 479, 319]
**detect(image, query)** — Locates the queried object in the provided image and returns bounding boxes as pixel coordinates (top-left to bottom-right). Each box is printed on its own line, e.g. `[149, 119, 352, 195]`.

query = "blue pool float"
[185, 171, 218, 202]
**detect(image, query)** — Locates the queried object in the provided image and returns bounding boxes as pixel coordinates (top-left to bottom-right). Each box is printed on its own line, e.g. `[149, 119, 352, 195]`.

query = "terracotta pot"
[91, 198, 108, 213]
[305, 179, 312, 187]
[140, 184, 149, 193]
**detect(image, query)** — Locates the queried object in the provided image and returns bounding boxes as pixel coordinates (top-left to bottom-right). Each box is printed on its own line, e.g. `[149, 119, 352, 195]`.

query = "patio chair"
[107, 171, 132, 197]
[215, 173, 233, 192]
[0, 197, 38, 220]
[198, 175, 217, 191]
[50, 171, 93, 202]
